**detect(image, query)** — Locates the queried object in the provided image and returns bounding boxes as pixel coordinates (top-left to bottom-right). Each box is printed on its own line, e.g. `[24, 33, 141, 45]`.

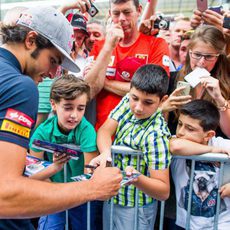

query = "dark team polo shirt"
[0, 48, 38, 148]
[0, 48, 38, 230]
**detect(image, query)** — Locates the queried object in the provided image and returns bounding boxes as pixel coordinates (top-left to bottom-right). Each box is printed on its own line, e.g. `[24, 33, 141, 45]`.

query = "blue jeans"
[103, 201, 157, 230]
[38, 203, 87, 230]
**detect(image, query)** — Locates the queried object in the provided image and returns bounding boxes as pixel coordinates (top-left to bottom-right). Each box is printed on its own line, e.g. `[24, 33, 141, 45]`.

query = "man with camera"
[85, 0, 170, 130]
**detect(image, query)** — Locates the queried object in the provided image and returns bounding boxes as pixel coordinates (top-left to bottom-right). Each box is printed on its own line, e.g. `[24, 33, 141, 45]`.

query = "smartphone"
[197, 0, 208, 12]
[223, 17, 230, 29]
[87, 1, 99, 17]
[176, 81, 191, 96]
[208, 6, 223, 14]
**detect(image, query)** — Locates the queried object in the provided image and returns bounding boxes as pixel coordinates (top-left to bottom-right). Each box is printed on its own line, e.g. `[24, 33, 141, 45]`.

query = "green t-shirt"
[29, 115, 97, 182]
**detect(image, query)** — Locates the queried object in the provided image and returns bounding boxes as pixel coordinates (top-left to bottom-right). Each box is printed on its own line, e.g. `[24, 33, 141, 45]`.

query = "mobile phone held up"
[86, 0, 99, 17]
[197, 0, 208, 12]
[176, 81, 191, 96]
[223, 17, 230, 29]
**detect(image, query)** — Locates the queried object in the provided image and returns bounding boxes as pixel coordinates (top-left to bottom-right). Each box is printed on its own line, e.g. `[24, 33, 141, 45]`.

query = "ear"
[109, 9, 111, 17]
[50, 99, 56, 112]
[204, 130, 216, 143]
[24, 31, 38, 50]
[159, 95, 169, 105]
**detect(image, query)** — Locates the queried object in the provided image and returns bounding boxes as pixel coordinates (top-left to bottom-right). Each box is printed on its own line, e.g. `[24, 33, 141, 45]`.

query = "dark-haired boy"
[90, 64, 171, 230]
[170, 99, 230, 229]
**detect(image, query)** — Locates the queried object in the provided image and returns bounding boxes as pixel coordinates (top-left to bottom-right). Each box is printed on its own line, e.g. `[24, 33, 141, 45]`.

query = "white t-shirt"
[171, 136, 230, 230]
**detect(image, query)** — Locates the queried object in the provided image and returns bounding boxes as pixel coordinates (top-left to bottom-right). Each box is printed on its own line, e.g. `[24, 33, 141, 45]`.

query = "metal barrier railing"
[63, 145, 230, 230]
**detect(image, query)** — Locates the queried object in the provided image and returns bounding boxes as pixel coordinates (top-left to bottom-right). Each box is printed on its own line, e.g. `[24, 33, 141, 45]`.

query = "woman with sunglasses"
[162, 25, 230, 137]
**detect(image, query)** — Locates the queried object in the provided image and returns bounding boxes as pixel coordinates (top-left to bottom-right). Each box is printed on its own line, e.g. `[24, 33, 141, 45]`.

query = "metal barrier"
[63, 145, 230, 230]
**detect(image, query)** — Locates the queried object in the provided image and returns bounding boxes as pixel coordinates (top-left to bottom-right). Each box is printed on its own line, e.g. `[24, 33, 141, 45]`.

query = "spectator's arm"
[84, 24, 124, 99]
[0, 141, 122, 218]
[103, 78, 130, 97]
[169, 137, 230, 156]
[140, 0, 158, 22]
[127, 166, 170, 201]
[58, 0, 90, 15]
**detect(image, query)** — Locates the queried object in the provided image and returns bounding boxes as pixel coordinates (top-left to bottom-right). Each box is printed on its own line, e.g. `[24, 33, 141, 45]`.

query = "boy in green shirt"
[30, 74, 98, 230]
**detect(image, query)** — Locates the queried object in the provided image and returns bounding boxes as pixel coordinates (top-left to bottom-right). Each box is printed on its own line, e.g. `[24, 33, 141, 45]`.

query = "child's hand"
[53, 152, 71, 172]
[160, 88, 192, 113]
[211, 146, 230, 157]
[124, 166, 140, 185]
[220, 183, 230, 199]
[87, 154, 112, 173]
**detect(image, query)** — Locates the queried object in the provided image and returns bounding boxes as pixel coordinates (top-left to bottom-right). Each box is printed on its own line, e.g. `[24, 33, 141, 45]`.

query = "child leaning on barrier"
[90, 64, 171, 230]
[29, 74, 98, 230]
[170, 99, 230, 230]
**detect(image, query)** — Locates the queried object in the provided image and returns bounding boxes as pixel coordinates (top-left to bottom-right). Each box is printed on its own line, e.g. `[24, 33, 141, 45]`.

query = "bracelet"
[217, 100, 230, 112]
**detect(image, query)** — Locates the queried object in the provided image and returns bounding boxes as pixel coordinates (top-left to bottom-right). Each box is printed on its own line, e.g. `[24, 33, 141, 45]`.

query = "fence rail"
[63, 145, 230, 230]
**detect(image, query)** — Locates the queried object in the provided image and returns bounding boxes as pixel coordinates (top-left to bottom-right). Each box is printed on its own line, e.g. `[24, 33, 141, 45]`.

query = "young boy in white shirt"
[170, 99, 230, 229]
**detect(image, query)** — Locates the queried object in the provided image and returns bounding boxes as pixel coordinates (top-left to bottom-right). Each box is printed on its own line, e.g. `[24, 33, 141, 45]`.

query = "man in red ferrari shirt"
[85, 0, 170, 130]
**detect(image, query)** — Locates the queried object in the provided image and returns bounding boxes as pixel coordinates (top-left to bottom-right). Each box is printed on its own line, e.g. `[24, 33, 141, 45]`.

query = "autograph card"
[25, 155, 52, 176]
[32, 139, 81, 159]
[120, 172, 141, 186]
[184, 67, 210, 88]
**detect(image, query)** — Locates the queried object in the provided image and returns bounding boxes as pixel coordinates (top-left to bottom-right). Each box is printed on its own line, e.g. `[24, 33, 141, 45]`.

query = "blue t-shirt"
[0, 48, 38, 229]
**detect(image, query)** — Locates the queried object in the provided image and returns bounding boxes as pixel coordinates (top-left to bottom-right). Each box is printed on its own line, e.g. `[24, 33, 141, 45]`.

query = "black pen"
[84, 164, 97, 169]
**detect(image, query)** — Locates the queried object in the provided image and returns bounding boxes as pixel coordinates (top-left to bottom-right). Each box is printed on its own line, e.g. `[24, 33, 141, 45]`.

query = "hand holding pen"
[85, 156, 113, 173]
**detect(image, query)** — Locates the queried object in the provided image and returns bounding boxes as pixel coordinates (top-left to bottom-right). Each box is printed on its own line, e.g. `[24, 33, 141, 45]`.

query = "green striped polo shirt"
[110, 94, 171, 207]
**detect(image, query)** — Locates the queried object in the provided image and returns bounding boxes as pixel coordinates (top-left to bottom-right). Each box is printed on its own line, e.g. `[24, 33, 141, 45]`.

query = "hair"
[110, 0, 139, 9]
[169, 17, 190, 31]
[130, 64, 169, 99]
[180, 99, 220, 132]
[177, 25, 230, 102]
[1, 25, 54, 58]
[50, 74, 90, 103]
[181, 30, 194, 42]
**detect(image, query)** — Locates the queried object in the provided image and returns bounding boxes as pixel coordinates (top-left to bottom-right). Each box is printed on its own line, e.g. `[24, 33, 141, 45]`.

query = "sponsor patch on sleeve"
[5, 108, 34, 128]
[1, 120, 31, 138]
[162, 55, 170, 67]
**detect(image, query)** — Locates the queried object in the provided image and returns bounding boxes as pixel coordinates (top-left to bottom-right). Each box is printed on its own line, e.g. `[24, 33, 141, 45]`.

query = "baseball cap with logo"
[17, 7, 80, 73]
[67, 13, 89, 36]
[115, 57, 146, 82]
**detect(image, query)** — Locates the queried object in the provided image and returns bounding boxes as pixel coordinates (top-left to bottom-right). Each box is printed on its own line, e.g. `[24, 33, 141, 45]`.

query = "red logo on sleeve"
[5, 108, 34, 128]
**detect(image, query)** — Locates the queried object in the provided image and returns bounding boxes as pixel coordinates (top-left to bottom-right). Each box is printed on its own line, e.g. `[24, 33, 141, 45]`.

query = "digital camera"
[153, 16, 170, 30]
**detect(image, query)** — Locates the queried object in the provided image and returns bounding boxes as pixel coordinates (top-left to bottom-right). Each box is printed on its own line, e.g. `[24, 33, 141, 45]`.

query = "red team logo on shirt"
[0, 109, 33, 138]
[5, 108, 34, 128]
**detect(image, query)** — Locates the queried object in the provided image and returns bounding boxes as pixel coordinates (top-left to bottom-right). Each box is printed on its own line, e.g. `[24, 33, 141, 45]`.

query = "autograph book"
[32, 139, 81, 158]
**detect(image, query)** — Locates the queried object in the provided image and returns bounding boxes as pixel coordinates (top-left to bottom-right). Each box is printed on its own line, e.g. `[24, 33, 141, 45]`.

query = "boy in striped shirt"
[90, 64, 171, 230]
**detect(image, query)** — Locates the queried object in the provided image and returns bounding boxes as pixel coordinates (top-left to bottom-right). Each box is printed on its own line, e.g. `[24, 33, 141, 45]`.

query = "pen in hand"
[84, 164, 97, 170]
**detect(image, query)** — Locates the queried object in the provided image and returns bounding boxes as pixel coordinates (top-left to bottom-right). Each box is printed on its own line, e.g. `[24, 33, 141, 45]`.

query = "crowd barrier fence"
[63, 145, 230, 230]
